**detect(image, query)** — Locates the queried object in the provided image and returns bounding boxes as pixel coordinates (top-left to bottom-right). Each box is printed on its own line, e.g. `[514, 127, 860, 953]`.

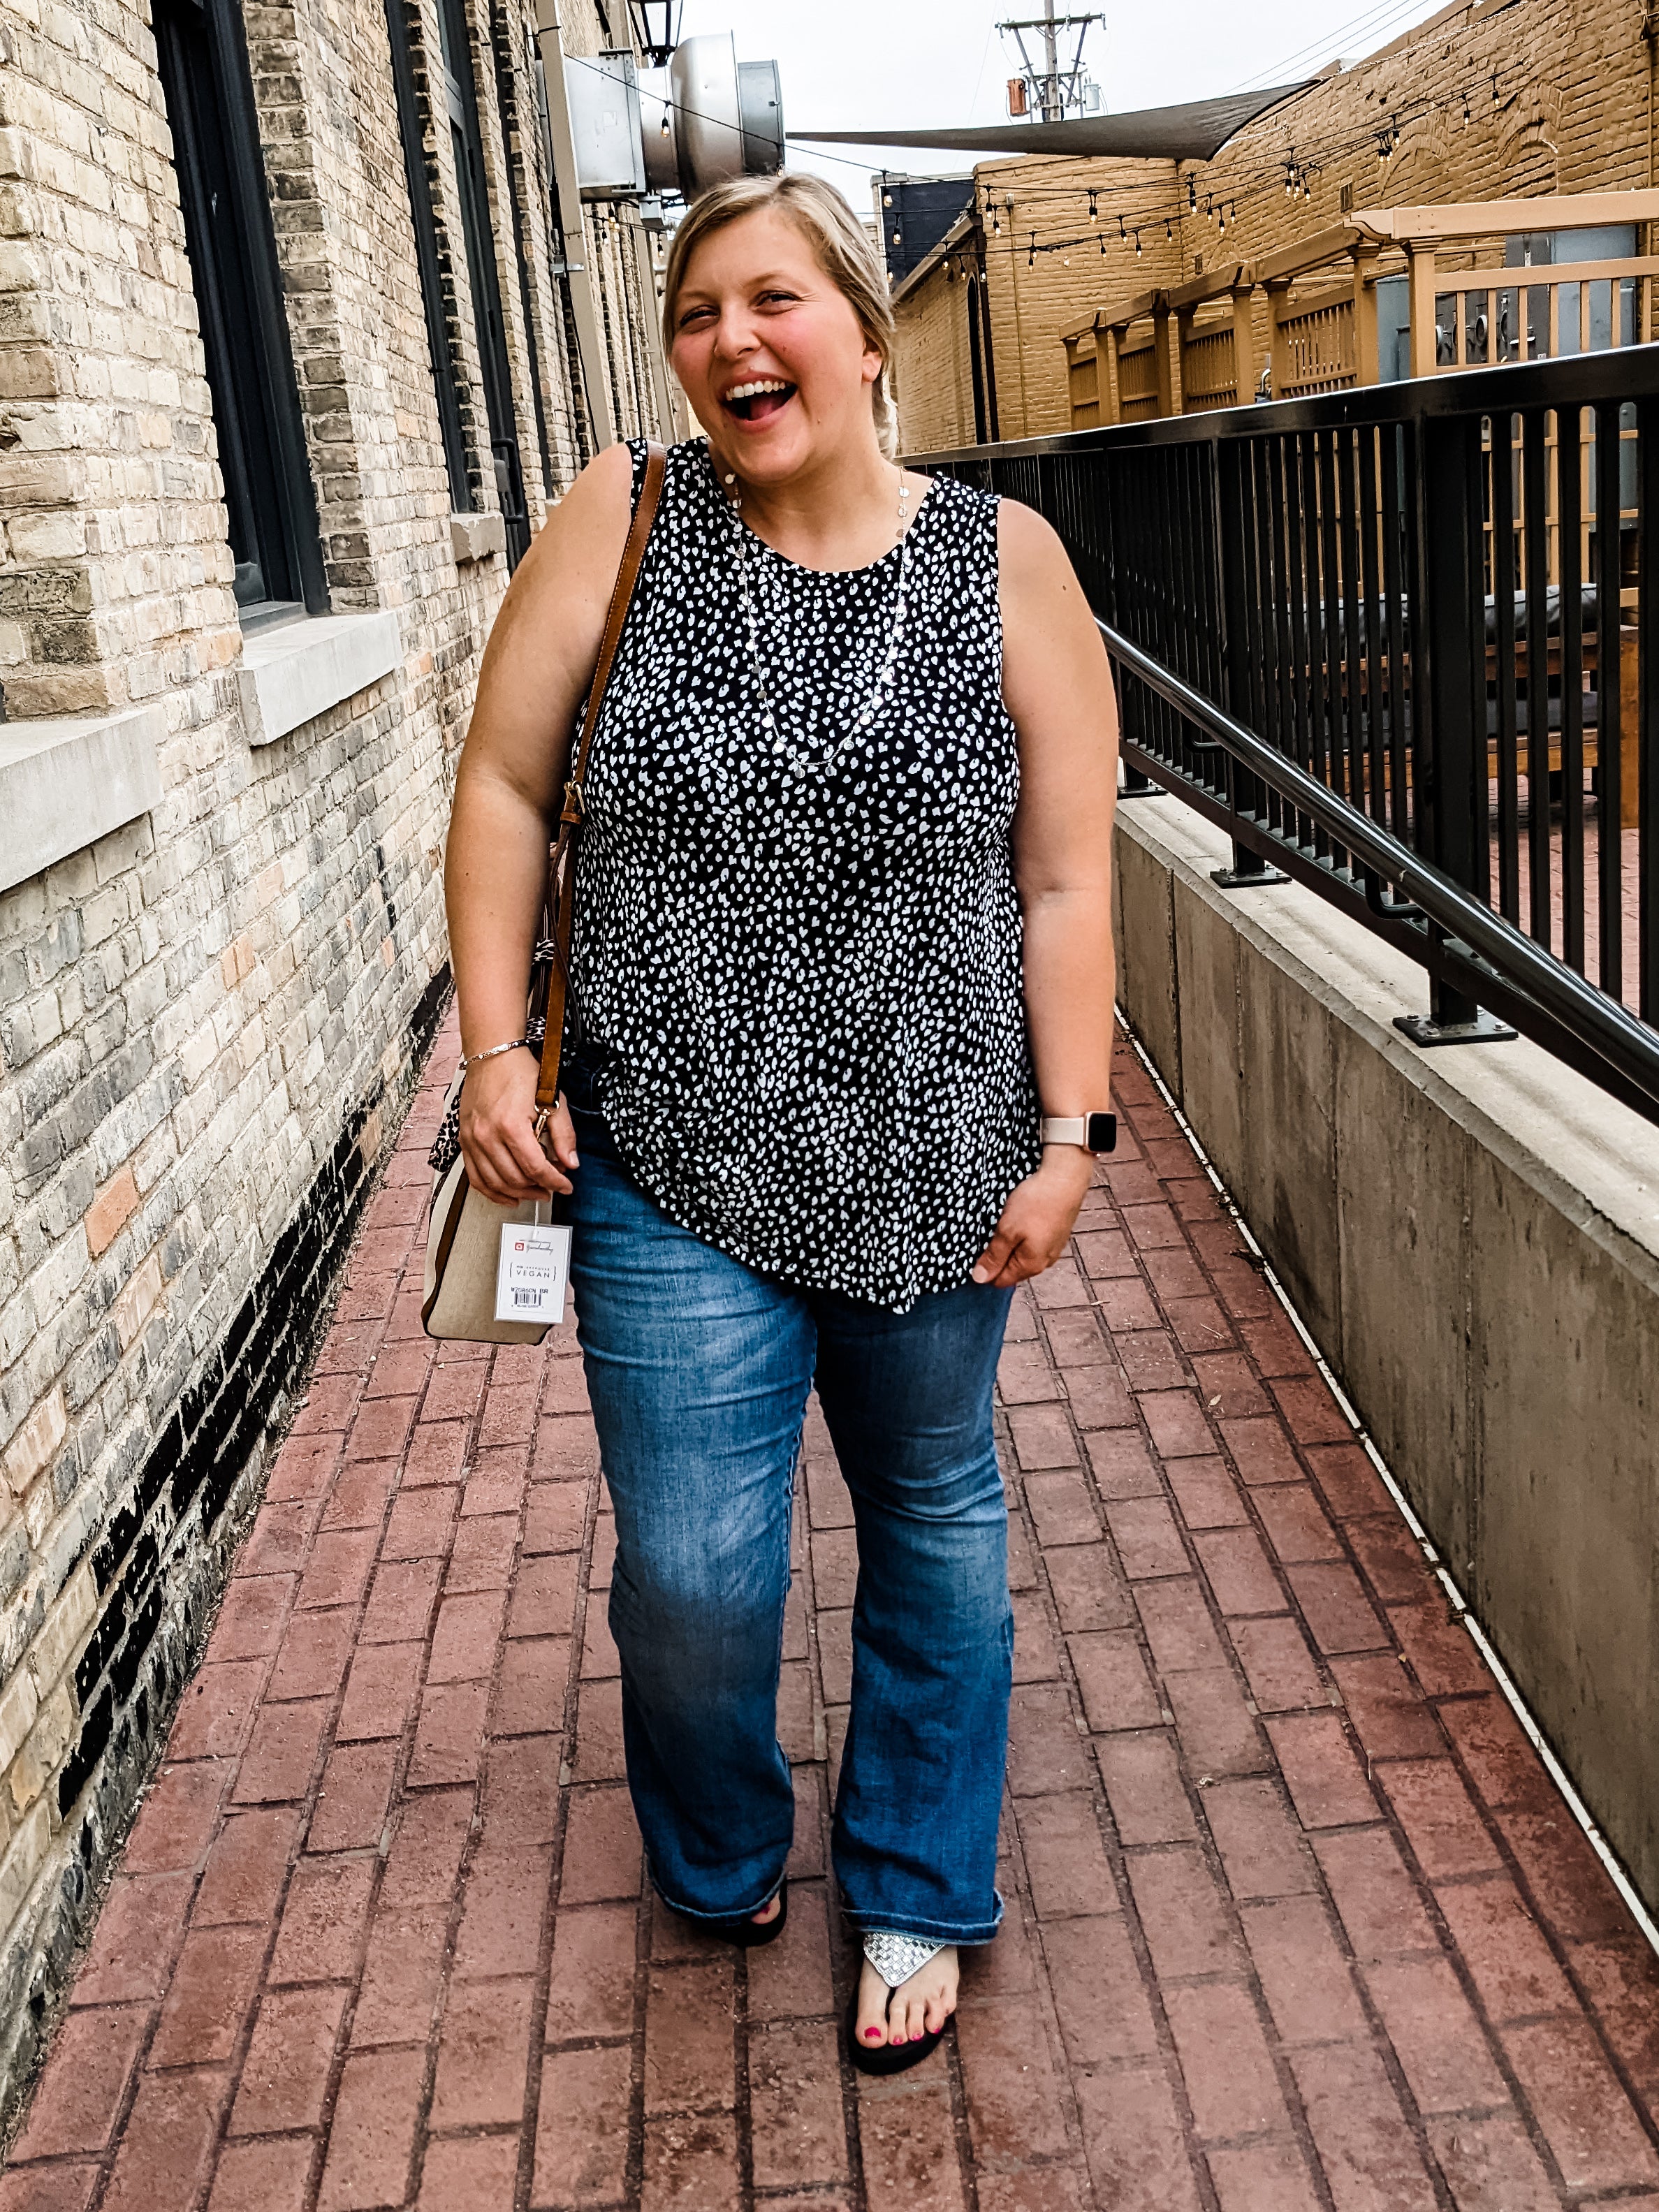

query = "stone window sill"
[451, 511, 506, 564]
[238, 608, 402, 748]
[0, 705, 166, 895]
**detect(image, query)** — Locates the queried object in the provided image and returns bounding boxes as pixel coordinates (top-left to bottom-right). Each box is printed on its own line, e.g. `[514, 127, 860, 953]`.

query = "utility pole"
[1039, 0, 1060, 122]
[998, 7, 1102, 124]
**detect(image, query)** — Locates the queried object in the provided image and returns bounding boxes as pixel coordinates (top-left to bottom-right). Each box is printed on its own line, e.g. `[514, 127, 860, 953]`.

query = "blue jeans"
[565, 1097, 1014, 1945]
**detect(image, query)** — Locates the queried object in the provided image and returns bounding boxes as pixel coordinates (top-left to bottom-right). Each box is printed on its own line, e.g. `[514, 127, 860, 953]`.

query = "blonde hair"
[662, 174, 899, 460]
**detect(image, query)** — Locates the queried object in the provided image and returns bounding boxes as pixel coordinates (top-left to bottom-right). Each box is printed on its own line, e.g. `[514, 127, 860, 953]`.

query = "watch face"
[1086, 1111, 1118, 1155]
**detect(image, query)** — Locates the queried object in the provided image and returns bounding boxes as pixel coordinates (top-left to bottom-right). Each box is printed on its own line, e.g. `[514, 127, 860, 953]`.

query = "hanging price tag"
[495, 1219, 571, 1325]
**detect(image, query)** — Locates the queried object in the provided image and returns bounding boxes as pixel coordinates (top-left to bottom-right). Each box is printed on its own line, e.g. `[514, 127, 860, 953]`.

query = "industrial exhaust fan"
[566, 31, 784, 210]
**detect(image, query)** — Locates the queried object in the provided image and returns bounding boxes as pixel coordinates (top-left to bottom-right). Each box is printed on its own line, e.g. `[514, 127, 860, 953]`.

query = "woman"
[444, 173, 1117, 2068]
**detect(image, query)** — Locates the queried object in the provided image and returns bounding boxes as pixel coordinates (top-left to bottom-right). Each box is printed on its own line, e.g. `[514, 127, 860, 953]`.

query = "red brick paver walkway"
[7, 1014, 1659, 2211]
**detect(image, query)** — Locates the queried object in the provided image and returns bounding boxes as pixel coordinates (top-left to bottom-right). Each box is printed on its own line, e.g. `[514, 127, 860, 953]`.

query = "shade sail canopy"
[790, 83, 1313, 167]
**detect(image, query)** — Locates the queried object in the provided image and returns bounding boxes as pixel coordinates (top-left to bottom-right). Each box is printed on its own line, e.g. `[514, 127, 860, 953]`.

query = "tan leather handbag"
[422, 441, 668, 1342]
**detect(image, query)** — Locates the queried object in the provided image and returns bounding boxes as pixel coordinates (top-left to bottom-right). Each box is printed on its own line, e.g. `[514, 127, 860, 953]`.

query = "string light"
[947, 61, 1506, 268]
[1134, 228, 1143, 256]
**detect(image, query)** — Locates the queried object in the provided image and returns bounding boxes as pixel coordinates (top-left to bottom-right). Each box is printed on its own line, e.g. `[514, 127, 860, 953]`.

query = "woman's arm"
[445, 441, 636, 1204]
[972, 498, 1119, 1288]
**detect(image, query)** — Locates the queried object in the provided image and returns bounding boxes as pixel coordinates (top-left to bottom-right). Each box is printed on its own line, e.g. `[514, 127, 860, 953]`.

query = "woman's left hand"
[971, 1149, 1095, 1289]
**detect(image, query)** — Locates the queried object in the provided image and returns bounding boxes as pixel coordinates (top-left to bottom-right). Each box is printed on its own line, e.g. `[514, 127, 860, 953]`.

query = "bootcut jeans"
[564, 1093, 1014, 1945]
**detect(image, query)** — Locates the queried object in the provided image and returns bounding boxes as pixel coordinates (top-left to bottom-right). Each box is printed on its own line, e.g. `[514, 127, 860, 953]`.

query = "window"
[386, 0, 473, 513]
[439, 0, 531, 569]
[153, 0, 326, 627]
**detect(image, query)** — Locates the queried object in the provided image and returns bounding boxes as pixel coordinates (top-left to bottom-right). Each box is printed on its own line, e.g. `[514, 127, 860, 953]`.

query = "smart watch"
[1039, 1112, 1118, 1155]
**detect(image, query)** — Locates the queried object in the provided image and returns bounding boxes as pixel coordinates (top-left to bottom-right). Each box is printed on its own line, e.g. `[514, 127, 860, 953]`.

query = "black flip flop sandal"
[711, 1876, 789, 1949]
[844, 1983, 946, 2075]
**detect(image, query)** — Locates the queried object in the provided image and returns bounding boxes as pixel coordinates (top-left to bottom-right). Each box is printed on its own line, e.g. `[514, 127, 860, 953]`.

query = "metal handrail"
[1102, 618, 1659, 1117]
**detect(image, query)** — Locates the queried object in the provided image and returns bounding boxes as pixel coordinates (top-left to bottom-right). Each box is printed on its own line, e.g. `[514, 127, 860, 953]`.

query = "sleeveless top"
[569, 437, 1040, 1312]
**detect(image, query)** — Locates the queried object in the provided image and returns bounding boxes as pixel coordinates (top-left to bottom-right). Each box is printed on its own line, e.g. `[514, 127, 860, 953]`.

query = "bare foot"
[750, 1892, 782, 1928]
[854, 1946, 958, 2049]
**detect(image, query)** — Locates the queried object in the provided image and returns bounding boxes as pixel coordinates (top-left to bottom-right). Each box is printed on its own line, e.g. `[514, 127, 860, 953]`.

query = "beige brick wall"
[896, 0, 1652, 449]
[0, 0, 664, 2129]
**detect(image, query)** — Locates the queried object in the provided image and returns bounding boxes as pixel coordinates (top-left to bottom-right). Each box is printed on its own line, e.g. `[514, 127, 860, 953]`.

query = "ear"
[861, 343, 883, 389]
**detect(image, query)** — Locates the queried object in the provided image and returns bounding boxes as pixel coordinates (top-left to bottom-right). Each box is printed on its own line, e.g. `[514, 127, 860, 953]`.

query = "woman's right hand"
[458, 1047, 579, 1203]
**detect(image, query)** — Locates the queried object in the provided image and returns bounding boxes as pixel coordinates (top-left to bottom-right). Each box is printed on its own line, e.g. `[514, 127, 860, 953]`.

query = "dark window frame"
[434, 0, 531, 566]
[387, 0, 474, 516]
[153, 0, 328, 624]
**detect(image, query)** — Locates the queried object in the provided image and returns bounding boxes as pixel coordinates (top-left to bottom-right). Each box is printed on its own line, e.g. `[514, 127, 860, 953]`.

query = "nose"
[712, 303, 761, 365]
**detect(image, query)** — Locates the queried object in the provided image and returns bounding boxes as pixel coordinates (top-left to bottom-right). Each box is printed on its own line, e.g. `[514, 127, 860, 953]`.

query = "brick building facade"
[0, 0, 671, 2127]
[891, 0, 1654, 451]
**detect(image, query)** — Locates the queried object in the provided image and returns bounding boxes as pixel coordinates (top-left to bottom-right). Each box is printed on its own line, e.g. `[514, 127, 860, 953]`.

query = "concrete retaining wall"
[1112, 792, 1659, 1914]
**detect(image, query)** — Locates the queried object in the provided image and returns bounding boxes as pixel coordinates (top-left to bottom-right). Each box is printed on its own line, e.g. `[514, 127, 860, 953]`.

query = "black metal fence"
[921, 346, 1659, 1120]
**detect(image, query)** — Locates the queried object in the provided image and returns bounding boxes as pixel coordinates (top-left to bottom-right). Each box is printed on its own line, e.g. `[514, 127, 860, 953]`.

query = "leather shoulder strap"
[534, 439, 667, 1120]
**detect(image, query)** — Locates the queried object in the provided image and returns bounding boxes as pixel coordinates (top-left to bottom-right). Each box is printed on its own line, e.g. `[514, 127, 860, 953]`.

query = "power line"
[1229, 0, 1447, 92]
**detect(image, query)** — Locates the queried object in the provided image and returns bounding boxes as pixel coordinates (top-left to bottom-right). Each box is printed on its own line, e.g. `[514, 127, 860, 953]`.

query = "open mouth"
[722, 379, 797, 423]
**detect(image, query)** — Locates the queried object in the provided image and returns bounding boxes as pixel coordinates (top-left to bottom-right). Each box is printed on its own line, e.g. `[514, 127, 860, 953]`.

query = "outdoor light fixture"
[1088, 188, 1098, 220]
[627, 0, 683, 68]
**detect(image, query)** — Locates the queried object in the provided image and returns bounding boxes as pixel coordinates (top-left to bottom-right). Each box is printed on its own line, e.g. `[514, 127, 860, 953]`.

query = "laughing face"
[668, 209, 885, 488]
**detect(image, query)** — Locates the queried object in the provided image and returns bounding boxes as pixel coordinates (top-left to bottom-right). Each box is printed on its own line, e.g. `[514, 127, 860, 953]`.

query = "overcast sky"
[676, 0, 1450, 198]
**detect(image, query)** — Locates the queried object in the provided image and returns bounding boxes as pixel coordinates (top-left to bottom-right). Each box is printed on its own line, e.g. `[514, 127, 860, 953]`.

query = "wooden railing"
[1271, 282, 1359, 397]
[1179, 320, 1240, 411]
[1060, 190, 1659, 433]
[1117, 337, 1160, 420]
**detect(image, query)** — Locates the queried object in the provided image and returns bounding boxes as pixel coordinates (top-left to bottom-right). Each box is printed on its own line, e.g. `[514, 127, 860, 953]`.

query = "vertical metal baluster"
[1338, 427, 1367, 851]
[1380, 424, 1411, 850]
[1491, 409, 1521, 923]
[1559, 404, 1586, 974]
[1639, 396, 1659, 1023]
[1157, 449, 1181, 770]
[1285, 432, 1315, 855]
[1523, 406, 1554, 949]
[1463, 419, 1493, 909]
[1357, 425, 1386, 825]
[1595, 399, 1623, 1001]
[1327, 427, 1354, 876]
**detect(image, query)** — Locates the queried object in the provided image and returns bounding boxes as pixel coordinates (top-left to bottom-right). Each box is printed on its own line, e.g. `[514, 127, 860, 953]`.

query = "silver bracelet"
[459, 1037, 531, 1075]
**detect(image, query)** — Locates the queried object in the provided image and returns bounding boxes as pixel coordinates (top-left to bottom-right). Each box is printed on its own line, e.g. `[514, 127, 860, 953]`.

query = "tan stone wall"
[896, 0, 1653, 448]
[0, 0, 664, 2127]
[889, 256, 979, 457]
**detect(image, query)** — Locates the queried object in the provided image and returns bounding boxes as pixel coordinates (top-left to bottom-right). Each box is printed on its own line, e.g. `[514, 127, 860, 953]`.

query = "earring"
[723, 472, 736, 486]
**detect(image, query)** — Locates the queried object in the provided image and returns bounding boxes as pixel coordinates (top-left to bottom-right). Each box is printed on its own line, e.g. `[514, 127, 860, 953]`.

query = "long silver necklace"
[722, 462, 912, 778]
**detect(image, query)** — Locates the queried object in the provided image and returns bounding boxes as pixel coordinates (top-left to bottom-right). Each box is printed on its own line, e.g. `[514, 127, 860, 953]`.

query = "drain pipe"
[534, 0, 615, 450]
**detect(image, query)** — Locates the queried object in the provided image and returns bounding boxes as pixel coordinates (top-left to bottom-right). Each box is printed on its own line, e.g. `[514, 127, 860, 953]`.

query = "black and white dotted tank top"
[569, 437, 1040, 1311]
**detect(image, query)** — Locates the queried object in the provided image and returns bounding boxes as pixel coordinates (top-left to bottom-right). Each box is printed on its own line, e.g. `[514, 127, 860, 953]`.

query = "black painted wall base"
[0, 964, 452, 2142]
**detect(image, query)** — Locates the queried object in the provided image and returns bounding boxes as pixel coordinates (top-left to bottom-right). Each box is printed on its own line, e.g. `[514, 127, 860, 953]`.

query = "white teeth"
[724, 379, 791, 402]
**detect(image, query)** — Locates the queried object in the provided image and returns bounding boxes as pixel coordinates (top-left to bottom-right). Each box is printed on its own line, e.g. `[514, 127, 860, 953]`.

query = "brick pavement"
[5, 1011, 1659, 2211]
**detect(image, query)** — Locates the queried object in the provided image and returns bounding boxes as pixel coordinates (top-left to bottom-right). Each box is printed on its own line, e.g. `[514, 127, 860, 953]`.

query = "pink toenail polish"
[864, 2027, 881, 2042]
